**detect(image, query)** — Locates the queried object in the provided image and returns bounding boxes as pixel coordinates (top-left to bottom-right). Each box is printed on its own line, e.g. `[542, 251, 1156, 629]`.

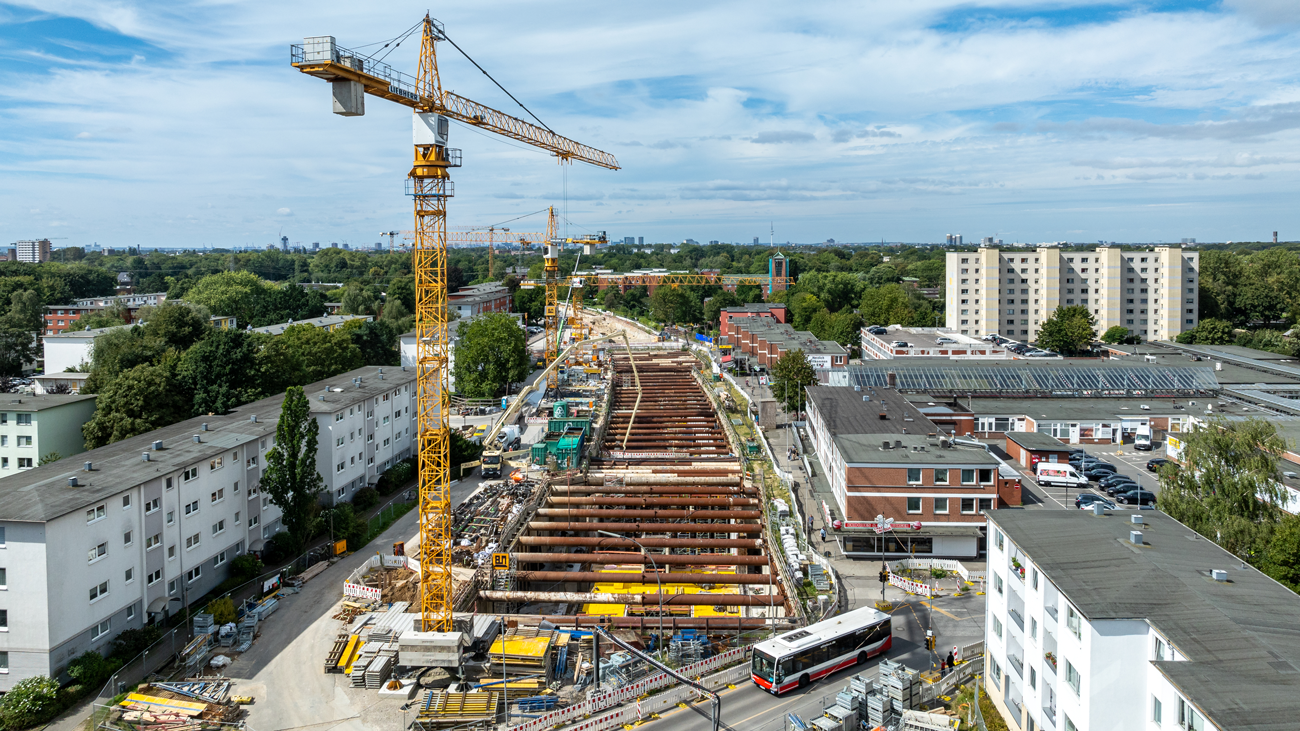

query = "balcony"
[1043, 704, 1057, 727]
[1009, 556, 1027, 582]
[1008, 653, 1024, 678]
[1008, 607, 1026, 632]
[1044, 652, 1057, 674]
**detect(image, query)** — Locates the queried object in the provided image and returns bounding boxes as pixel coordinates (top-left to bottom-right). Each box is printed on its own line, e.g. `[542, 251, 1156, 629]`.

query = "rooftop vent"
[1139, 405, 1150, 411]
[894, 440, 903, 450]
[377, 368, 383, 375]
[879, 412, 888, 420]
[193, 435, 202, 443]
[1130, 530, 1144, 545]
[378, 374, 383, 380]
[854, 385, 861, 392]
[68, 477, 79, 487]
[142, 452, 150, 462]
[83, 461, 92, 472]
[151, 440, 162, 450]
[881, 440, 892, 450]
[201, 422, 209, 431]
[1131, 514, 1144, 525]
[401, 365, 406, 371]
[250, 415, 258, 423]
[1092, 503, 1105, 516]
[1211, 569, 1229, 582]
[319, 395, 326, 401]
[1285, 472, 1298, 480]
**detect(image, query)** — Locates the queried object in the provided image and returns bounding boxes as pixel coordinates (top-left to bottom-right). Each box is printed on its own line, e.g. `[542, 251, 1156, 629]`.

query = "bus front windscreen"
[752, 650, 777, 682]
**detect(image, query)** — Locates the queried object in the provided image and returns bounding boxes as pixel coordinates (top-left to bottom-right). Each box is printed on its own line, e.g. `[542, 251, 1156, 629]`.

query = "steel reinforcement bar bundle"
[481, 352, 795, 630]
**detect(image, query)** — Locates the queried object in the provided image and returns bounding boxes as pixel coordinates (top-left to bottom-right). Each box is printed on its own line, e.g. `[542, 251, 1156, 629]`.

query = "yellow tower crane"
[292, 19, 617, 633]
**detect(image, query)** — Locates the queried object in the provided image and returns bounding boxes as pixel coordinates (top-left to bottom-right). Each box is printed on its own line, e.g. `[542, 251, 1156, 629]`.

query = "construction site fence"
[552, 661, 753, 731]
[510, 646, 752, 731]
[92, 702, 253, 731]
[891, 558, 988, 583]
[88, 625, 187, 728]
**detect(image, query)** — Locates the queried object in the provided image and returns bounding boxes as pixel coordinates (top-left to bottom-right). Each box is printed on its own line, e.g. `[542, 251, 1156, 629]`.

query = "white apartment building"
[984, 509, 1300, 731]
[15, 239, 51, 263]
[0, 393, 98, 478]
[0, 366, 415, 690]
[945, 246, 1199, 343]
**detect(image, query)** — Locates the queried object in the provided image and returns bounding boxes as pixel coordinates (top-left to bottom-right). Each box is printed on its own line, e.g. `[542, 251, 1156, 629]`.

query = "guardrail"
[510, 646, 752, 731]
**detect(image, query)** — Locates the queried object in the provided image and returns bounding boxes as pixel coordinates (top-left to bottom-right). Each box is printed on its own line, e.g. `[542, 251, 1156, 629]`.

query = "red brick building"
[719, 303, 788, 339]
[448, 283, 512, 320]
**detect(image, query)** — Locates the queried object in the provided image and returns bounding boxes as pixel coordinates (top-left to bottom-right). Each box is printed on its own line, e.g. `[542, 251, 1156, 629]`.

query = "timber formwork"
[491, 352, 792, 626]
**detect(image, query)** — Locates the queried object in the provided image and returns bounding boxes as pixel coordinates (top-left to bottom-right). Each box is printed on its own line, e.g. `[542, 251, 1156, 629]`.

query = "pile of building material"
[487, 630, 554, 676]
[412, 689, 501, 730]
[105, 681, 246, 731]
[900, 710, 961, 731]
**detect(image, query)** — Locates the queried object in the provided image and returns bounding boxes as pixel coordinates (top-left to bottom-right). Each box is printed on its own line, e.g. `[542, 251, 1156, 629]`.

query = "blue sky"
[2, 0, 1300, 247]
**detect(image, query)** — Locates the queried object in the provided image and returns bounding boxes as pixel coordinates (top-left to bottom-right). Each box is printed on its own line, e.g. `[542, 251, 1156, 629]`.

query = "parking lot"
[1017, 439, 1169, 512]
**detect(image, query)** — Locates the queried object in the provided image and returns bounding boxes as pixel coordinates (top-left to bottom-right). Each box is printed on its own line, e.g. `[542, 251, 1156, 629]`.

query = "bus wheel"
[798, 674, 810, 688]
[857, 651, 868, 665]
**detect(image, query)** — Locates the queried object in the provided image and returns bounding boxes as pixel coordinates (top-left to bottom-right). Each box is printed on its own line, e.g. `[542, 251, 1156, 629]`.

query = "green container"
[530, 443, 548, 464]
[745, 440, 760, 456]
[554, 401, 569, 418]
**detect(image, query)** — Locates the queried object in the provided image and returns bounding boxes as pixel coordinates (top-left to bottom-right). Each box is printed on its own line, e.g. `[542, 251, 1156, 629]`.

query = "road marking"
[930, 604, 967, 621]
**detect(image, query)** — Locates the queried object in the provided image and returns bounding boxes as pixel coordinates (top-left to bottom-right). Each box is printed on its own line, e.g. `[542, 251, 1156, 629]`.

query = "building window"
[209, 457, 223, 471]
[168, 579, 177, 594]
[91, 619, 111, 640]
[86, 504, 106, 523]
[1066, 605, 1082, 639]
[166, 476, 174, 489]
[213, 520, 225, 535]
[166, 510, 175, 525]
[337, 462, 345, 473]
[16, 414, 31, 426]
[186, 566, 202, 583]
[215, 550, 227, 566]
[979, 498, 993, 513]
[211, 488, 224, 504]
[1155, 637, 1166, 661]
[122, 494, 131, 509]
[961, 498, 976, 514]
[934, 468, 949, 484]
[146, 534, 160, 550]
[185, 500, 199, 515]
[124, 567, 134, 583]
[1031, 568, 1039, 589]
[1066, 660, 1081, 695]
[145, 498, 160, 514]
[994, 530, 1004, 550]
[994, 574, 1003, 595]
[1153, 696, 1163, 724]
[123, 530, 132, 546]
[89, 580, 109, 602]
[934, 497, 949, 514]
[249, 514, 259, 528]
[990, 657, 1002, 685]
[183, 467, 198, 482]
[906, 468, 922, 484]
[960, 469, 976, 484]
[186, 533, 200, 550]
[147, 569, 162, 585]
[89, 542, 107, 563]
[992, 616, 1002, 639]
[168, 545, 176, 559]
[906, 497, 922, 513]
[0, 567, 6, 588]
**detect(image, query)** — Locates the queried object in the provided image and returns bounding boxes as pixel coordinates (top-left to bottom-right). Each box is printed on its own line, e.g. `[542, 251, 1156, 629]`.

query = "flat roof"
[956, 396, 1267, 422]
[0, 393, 96, 412]
[43, 324, 134, 339]
[989, 509, 1300, 731]
[808, 385, 938, 436]
[864, 326, 992, 350]
[0, 366, 413, 523]
[249, 314, 370, 336]
[843, 360, 1221, 395]
[731, 318, 847, 355]
[722, 303, 787, 314]
[1004, 431, 1069, 451]
[834, 432, 998, 465]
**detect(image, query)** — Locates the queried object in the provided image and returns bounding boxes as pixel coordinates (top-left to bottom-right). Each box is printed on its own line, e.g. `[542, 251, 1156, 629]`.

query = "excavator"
[478, 330, 642, 478]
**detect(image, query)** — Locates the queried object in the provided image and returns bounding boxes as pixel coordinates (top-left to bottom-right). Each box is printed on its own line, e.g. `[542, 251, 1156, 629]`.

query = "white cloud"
[0, 0, 1298, 244]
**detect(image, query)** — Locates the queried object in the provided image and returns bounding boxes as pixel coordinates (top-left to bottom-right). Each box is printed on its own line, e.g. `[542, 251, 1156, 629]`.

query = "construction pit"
[318, 345, 800, 729]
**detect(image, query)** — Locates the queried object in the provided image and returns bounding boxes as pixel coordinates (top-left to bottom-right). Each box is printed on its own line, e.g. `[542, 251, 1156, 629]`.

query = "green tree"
[66, 650, 119, 688]
[797, 271, 864, 313]
[37, 451, 62, 466]
[733, 283, 764, 304]
[262, 386, 326, 554]
[453, 312, 531, 397]
[859, 284, 915, 326]
[1177, 318, 1234, 345]
[273, 323, 364, 384]
[0, 329, 36, 377]
[180, 329, 262, 415]
[649, 285, 699, 325]
[185, 271, 271, 327]
[205, 596, 237, 625]
[1259, 515, 1300, 592]
[1036, 305, 1097, 354]
[1158, 418, 1289, 561]
[346, 319, 399, 366]
[770, 348, 817, 415]
[513, 285, 545, 323]
[865, 263, 900, 287]
[0, 676, 62, 729]
[341, 284, 383, 316]
[1100, 326, 1131, 344]
[388, 275, 416, 313]
[452, 430, 484, 477]
[65, 302, 130, 332]
[83, 357, 192, 448]
[3, 289, 42, 332]
[142, 302, 211, 351]
[702, 290, 741, 326]
[789, 292, 825, 331]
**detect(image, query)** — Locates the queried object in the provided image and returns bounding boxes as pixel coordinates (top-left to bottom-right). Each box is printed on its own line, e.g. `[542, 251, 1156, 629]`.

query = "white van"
[1036, 462, 1088, 488]
[1134, 425, 1153, 451]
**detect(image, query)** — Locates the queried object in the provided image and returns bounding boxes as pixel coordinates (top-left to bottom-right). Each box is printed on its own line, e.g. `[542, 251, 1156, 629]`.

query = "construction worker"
[820, 528, 827, 543]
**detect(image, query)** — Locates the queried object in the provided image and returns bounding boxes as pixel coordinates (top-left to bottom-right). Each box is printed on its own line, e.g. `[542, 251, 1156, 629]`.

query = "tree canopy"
[770, 348, 817, 415]
[262, 386, 325, 554]
[1036, 305, 1096, 354]
[453, 313, 532, 398]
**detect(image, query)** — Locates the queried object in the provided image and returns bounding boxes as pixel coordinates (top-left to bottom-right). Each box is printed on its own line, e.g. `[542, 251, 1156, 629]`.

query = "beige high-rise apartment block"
[945, 245, 1198, 343]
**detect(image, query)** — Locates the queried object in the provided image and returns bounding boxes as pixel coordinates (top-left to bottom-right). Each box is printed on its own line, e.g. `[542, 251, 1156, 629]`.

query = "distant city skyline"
[2, 1, 1300, 247]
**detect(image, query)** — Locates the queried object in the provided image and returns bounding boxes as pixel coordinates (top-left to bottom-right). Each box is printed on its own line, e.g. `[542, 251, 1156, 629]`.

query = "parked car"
[1099, 473, 1138, 490]
[1067, 448, 1088, 458]
[890, 340, 910, 348]
[1115, 489, 1158, 506]
[868, 326, 888, 336]
[1104, 480, 1139, 496]
[936, 336, 955, 344]
[1146, 458, 1172, 472]
[1082, 465, 1118, 481]
[1075, 493, 1117, 510]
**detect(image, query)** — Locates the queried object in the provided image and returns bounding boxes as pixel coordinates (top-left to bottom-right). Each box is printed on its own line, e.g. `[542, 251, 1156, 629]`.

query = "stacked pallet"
[365, 648, 397, 689]
[879, 659, 920, 714]
[413, 689, 500, 729]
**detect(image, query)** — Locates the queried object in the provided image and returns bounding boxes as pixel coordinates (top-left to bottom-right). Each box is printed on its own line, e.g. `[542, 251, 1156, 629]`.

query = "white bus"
[750, 605, 892, 694]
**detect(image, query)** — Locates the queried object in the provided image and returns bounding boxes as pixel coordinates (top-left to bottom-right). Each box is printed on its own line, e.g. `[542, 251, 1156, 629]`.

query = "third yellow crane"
[292, 17, 617, 633]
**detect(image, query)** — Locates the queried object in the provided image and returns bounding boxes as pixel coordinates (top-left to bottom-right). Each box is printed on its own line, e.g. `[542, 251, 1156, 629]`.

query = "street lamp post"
[596, 530, 665, 657]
